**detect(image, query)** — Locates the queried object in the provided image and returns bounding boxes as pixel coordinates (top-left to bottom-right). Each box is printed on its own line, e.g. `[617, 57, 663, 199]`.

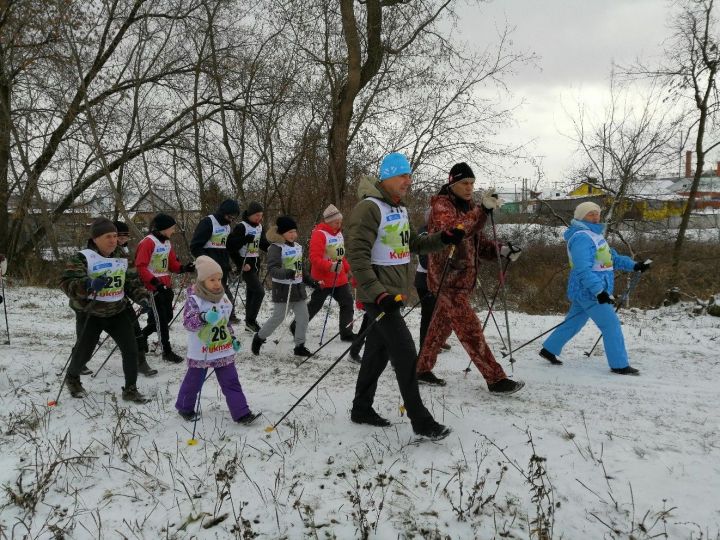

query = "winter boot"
[293, 344, 312, 357]
[66, 375, 87, 399]
[488, 378, 525, 395]
[340, 332, 357, 343]
[80, 366, 93, 375]
[162, 349, 183, 364]
[245, 321, 260, 333]
[122, 385, 152, 404]
[251, 333, 265, 356]
[418, 371, 447, 386]
[351, 408, 391, 427]
[138, 357, 159, 377]
[236, 411, 261, 425]
[413, 420, 451, 441]
[348, 349, 362, 364]
[611, 366, 640, 376]
[178, 409, 200, 421]
[539, 348, 563, 365]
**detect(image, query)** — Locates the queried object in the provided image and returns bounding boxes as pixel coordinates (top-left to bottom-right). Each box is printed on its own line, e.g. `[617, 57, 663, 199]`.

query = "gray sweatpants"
[258, 301, 309, 346]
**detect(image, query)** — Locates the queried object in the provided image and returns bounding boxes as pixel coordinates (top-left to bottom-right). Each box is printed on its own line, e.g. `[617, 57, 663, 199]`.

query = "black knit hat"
[276, 216, 298, 235]
[113, 220, 130, 235]
[90, 217, 117, 239]
[246, 201, 264, 216]
[217, 199, 241, 216]
[448, 162, 475, 184]
[152, 213, 176, 231]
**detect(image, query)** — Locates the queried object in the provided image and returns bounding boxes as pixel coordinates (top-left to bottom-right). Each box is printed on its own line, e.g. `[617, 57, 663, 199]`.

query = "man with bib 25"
[539, 202, 650, 374]
[190, 199, 241, 322]
[59, 218, 152, 402]
[135, 213, 195, 363]
[345, 153, 465, 441]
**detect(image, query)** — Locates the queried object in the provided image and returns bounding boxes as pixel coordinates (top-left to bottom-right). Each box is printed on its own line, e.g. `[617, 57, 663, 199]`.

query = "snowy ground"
[0, 286, 719, 539]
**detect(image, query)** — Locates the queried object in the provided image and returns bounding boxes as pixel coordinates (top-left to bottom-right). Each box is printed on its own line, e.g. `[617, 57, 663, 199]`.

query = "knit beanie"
[90, 217, 117, 239]
[574, 201, 602, 221]
[217, 199, 241, 216]
[448, 162, 475, 184]
[246, 201, 264, 216]
[276, 216, 298, 234]
[152, 213, 176, 231]
[113, 220, 130, 235]
[323, 204, 342, 222]
[195, 255, 223, 282]
[378, 153, 412, 181]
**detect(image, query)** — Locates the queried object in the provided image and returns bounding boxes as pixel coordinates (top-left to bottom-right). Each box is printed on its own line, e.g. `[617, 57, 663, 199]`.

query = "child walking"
[251, 216, 318, 357]
[175, 256, 259, 424]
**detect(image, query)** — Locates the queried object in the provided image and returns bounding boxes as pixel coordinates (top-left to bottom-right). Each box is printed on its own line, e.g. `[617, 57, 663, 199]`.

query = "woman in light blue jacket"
[539, 202, 650, 375]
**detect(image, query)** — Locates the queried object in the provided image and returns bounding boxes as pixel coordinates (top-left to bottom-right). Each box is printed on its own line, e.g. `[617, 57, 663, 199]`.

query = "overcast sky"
[456, 0, 674, 192]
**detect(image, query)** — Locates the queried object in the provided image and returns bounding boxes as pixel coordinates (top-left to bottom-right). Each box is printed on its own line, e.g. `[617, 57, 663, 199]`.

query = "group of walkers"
[57, 152, 650, 440]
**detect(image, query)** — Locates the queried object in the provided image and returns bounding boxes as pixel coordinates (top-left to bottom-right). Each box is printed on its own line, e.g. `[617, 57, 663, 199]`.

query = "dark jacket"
[226, 220, 270, 273]
[190, 212, 232, 271]
[265, 225, 317, 303]
[60, 243, 149, 318]
[345, 175, 445, 304]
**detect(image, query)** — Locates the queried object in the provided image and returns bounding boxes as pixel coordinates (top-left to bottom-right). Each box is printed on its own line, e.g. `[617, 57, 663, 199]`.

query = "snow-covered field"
[0, 286, 719, 539]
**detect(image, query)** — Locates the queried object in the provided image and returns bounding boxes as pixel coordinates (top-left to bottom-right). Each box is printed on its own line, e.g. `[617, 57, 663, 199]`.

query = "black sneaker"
[348, 350, 362, 364]
[414, 420, 451, 441]
[340, 332, 357, 342]
[178, 409, 200, 421]
[289, 321, 296, 337]
[162, 350, 184, 364]
[80, 367, 93, 375]
[539, 348, 563, 365]
[138, 359, 159, 377]
[251, 333, 265, 356]
[245, 321, 260, 333]
[293, 344, 312, 357]
[488, 378, 525, 395]
[236, 411, 261, 425]
[611, 366, 640, 376]
[122, 385, 152, 404]
[418, 371, 447, 386]
[66, 375, 87, 399]
[351, 408, 391, 427]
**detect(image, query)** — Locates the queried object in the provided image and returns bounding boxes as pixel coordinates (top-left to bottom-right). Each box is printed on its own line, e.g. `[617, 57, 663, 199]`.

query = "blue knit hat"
[379, 153, 412, 181]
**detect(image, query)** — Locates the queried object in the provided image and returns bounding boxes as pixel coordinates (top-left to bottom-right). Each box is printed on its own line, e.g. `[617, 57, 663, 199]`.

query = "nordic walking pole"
[232, 253, 249, 311]
[501, 310, 587, 358]
[477, 279, 507, 350]
[188, 367, 211, 446]
[0, 262, 10, 345]
[584, 270, 644, 357]
[148, 292, 167, 356]
[265, 296, 402, 433]
[320, 272, 339, 345]
[489, 212, 515, 371]
[92, 305, 145, 378]
[272, 282, 295, 344]
[48, 294, 98, 406]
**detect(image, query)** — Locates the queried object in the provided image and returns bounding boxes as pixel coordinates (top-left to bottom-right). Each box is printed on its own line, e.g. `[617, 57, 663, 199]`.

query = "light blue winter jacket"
[565, 219, 635, 302]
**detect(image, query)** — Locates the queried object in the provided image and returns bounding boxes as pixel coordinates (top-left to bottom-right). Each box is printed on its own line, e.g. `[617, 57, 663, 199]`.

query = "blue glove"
[202, 310, 220, 324]
[232, 338, 241, 352]
[87, 276, 111, 294]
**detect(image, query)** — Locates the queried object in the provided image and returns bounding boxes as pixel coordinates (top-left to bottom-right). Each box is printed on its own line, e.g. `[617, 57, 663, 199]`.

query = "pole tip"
[264, 426, 275, 433]
[47, 400, 57, 407]
[399, 405, 406, 415]
[187, 438, 199, 446]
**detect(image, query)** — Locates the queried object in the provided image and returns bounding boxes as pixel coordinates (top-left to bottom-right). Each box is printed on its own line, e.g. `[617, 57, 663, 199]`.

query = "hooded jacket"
[60, 243, 149, 317]
[427, 192, 500, 292]
[345, 176, 445, 304]
[565, 219, 635, 303]
[309, 222, 351, 288]
[189, 200, 240, 271]
[265, 225, 317, 303]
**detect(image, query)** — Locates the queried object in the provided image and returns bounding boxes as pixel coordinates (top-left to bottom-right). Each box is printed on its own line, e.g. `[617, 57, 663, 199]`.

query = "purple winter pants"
[175, 364, 250, 421]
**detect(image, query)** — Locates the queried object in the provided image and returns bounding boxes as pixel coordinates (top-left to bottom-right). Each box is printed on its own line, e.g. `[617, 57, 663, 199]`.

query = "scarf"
[194, 280, 225, 303]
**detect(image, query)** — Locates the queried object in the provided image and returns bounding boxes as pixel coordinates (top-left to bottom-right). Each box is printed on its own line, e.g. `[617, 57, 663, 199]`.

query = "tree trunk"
[0, 76, 10, 256]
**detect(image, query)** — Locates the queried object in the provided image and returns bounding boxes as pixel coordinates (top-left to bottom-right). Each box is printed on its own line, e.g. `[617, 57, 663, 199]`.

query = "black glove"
[138, 297, 151, 310]
[283, 269, 297, 279]
[377, 293, 403, 314]
[180, 262, 195, 273]
[440, 227, 466, 246]
[243, 233, 256, 245]
[307, 279, 320, 290]
[87, 276, 112, 293]
[150, 277, 168, 291]
[596, 291, 615, 305]
[634, 260, 652, 273]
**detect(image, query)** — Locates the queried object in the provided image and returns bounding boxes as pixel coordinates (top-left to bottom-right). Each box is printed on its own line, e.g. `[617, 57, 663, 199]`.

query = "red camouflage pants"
[417, 289, 507, 385]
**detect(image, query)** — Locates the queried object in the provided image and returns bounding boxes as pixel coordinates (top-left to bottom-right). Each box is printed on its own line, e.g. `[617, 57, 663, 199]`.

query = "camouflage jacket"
[59, 243, 150, 317]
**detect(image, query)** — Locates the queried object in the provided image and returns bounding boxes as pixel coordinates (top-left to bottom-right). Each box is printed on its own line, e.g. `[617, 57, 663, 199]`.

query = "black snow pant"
[69, 309, 139, 387]
[352, 304, 434, 431]
[349, 311, 370, 357]
[142, 288, 174, 353]
[415, 286, 436, 352]
[306, 283, 354, 337]
[242, 267, 265, 325]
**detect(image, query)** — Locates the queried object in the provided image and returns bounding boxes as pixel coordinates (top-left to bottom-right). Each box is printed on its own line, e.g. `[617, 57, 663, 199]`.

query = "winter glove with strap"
[87, 276, 112, 294]
[201, 310, 220, 324]
[440, 226, 466, 246]
[180, 262, 195, 273]
[232, 338, 241, 352]
[596, 291, 615, 305]
[330, 260, 343, 273]
[243, 233, 256, 245]
[480, 188, 505, 214]
[634, 259, 652, 273]
[150, 277, 168, 291]
[376, 293, 403, 314]
[500, 242, 522, 262]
